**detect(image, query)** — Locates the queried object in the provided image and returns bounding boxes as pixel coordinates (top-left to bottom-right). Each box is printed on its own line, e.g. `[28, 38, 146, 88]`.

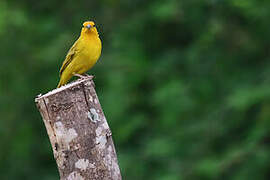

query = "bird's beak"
[86, 25, 91, 29]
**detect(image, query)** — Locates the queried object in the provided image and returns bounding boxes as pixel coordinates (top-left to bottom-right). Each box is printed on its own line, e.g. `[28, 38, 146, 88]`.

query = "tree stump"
[35, 77, 122, 180]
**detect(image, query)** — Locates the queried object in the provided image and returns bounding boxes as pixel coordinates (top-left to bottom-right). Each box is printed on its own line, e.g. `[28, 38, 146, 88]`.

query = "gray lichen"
[95, 126, 107, 149]
[87, 108, 100, 123]
[66, 171, 84, 180]
[75, 159, 90, 171]
[54, 122, 78, 150]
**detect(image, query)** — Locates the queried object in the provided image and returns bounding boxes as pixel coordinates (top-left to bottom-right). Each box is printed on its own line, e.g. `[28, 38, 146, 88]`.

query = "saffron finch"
[57, 21, 102, 88]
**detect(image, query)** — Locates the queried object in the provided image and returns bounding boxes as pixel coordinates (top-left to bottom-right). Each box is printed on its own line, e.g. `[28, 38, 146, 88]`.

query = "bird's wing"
[59, 40, 79, 76]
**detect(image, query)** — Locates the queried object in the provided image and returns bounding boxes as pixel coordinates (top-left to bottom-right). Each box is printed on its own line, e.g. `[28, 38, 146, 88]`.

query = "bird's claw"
[84, 74, 94, 79]
[73, 73, 85, 79]
[73, 73, 94, 79]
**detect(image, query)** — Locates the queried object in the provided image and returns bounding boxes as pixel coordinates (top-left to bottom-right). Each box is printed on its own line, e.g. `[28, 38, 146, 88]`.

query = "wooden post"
[35, 77, 122, 180]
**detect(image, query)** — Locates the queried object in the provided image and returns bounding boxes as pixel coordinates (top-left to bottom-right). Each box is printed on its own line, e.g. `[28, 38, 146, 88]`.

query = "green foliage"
[1, 0, 270, 179]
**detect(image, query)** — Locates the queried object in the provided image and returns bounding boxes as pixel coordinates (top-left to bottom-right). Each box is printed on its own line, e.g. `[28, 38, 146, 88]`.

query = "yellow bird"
[57, 21, 102, 88]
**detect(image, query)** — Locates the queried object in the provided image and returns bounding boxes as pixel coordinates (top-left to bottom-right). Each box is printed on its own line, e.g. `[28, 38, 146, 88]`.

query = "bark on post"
[35, 77, 122, 180]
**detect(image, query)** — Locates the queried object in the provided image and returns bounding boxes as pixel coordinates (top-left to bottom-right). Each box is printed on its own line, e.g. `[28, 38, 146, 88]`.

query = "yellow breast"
[74, 33, 102, 74]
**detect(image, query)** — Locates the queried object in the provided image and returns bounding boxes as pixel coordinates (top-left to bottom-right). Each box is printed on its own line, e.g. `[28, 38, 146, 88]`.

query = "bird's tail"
[57, 80, 63, 88]
[57, 76, 66, 88]
[57, 72, 73, 88]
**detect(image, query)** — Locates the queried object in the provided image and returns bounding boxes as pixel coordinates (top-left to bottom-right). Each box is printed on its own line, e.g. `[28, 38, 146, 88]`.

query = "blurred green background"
[1, 0, 270, 179]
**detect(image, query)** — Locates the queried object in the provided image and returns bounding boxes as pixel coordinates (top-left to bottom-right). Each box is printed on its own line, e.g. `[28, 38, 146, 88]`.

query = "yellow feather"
[57, 21, 102, 88]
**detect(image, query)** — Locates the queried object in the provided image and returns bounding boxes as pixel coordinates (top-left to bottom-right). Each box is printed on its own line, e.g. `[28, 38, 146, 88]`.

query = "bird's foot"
[73, 73, 94, 79]
[73, 73, 85, 79]
[83, 74, 94, 79]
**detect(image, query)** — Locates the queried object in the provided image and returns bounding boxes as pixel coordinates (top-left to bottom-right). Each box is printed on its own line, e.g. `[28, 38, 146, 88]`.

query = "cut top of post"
[35, 77, 94, 101]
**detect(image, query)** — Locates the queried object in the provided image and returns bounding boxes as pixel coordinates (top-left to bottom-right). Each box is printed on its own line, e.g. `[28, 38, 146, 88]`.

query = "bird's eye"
[93, 24, 96, 27]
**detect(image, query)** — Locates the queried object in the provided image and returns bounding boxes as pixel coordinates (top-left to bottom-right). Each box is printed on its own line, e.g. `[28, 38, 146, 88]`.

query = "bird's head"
[81, 21, 98, 35]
